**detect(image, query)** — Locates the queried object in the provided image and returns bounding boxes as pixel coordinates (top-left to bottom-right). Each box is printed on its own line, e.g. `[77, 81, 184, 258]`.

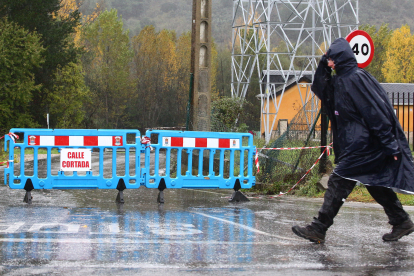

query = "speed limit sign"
[345, 30, 374, 68]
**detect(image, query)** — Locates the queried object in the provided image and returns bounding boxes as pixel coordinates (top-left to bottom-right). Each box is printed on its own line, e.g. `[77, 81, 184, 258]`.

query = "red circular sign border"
[345, 30, 375, 68]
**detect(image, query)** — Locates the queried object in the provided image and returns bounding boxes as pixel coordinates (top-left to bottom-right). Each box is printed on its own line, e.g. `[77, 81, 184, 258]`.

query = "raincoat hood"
[326, 38, 358, 75]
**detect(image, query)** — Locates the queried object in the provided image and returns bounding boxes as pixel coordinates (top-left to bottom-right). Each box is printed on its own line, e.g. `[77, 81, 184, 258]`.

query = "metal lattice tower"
[231, 0, 359, 142]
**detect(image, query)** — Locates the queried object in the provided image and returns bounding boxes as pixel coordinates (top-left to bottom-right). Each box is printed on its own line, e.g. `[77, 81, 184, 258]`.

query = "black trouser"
[312, 173, 410, 233]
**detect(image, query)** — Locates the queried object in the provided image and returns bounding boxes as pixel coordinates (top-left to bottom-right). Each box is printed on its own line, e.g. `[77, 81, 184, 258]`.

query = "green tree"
[214, 44, 261, 130]
[360, 24, 393, 82]
[1, 0, 81, 127]
[211, 97, 252, 132]
[131, 26, 179, 129]
[0, 18, 44, 133]
[81, 9, 135, 128]
[48, 62, 90, 128]
[172, 31, 192, 126]
[128, 27, 200, 130]
[215, 45, 233, 98]
[382, 25, 414, 83]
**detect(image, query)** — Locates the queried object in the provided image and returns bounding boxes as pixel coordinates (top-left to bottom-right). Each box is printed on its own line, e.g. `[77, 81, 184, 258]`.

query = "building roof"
[381, 83, 414, 105]
[261, 70, 313, 84]
[258, 73, 414, 104]
[258, 70, 313, 99]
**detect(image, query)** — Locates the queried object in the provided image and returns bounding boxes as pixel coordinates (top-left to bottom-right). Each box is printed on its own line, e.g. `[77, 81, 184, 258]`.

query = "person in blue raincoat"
[292, 38, 414, 243]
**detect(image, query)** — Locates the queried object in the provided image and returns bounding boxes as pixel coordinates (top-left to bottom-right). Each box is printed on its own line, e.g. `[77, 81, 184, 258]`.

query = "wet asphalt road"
[1, 165, 414, 275]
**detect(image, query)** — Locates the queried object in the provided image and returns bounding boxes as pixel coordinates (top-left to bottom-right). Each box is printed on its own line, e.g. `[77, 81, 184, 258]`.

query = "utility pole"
[190, 0, 212, 131]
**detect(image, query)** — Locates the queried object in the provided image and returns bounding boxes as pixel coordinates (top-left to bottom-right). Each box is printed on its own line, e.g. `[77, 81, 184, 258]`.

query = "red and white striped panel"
[161, 137, 240, 149]
[27, 135, 123, 147]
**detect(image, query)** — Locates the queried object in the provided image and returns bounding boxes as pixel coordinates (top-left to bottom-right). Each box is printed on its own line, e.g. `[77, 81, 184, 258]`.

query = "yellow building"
[259, 71, 314, 138]
[383, 83, 414, 135]
[260, 78, 414, 145]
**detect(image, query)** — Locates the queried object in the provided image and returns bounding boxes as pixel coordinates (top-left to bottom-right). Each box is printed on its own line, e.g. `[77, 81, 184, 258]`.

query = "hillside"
[80, 0, 414, 45]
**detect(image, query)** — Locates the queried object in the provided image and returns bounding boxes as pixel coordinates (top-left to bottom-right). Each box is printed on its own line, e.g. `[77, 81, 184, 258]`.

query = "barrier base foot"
[23, 191, 32, 204]
[229, 191, 249, 202]
[157, 191, 164, 204]
[116, 191, 124, 204]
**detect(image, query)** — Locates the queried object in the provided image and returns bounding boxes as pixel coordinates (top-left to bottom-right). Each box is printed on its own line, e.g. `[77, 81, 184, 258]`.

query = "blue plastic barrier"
[144, 130, 256, 190]
[4, 129, 143, 192]
[3, 128, 256, 204]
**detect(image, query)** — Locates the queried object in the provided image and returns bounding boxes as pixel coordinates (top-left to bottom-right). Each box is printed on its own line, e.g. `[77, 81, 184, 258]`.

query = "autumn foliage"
[382, 25, 414, 83]
[1, 0, 413, 134]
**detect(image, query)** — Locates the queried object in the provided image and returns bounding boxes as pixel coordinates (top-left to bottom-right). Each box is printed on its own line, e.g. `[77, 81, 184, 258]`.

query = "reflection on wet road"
[1, 166, 414, 275]
[0, 206, 259, 263]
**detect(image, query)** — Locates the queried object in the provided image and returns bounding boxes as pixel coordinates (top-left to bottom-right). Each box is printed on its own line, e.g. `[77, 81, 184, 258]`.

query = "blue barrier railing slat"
[187, 149, 192, 176]
[209, 149, 214, 176]
[198, 149, 203, 176]
[229, 150, 235, 177]
[99, 148, 104, 177]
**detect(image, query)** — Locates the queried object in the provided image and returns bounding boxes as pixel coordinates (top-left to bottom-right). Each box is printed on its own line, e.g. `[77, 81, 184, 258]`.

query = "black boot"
[292, 224, 326, 243]
[382, 219, 414, 241]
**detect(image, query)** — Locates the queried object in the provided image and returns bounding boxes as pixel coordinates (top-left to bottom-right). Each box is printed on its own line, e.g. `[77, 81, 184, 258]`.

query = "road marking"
[147, 223, 202, 235]
[192, 211, 301, 241]
[29, 223, 80, 233]
[0, 222, 201, 236]
[0, 216, 299, 242]
[108, 223, 120, 233]
[0, 238, 292, 245]
[0, 222, 24, 233]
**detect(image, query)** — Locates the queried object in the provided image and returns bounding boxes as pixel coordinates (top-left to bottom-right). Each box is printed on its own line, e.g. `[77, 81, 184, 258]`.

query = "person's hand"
[392, 152, 402, 161]
[318, 54, 331, 79]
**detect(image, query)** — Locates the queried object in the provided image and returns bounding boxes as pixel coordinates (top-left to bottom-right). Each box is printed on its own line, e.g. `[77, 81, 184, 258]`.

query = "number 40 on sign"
[346, 30, 375, 68]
